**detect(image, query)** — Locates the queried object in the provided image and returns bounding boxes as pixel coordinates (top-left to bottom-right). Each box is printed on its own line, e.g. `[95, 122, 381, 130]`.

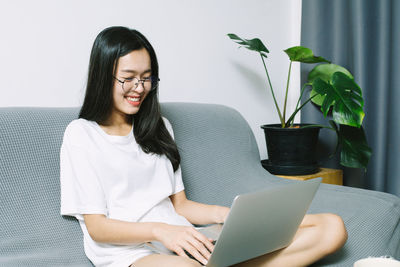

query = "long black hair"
[79, 26, 180, 171]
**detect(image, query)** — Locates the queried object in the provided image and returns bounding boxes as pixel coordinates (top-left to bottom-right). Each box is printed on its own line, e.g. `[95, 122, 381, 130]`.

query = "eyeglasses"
[113, 76, 160, 92]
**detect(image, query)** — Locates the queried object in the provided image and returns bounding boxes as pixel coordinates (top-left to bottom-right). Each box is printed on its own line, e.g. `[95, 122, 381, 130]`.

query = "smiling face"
[110, 48, 152, 125]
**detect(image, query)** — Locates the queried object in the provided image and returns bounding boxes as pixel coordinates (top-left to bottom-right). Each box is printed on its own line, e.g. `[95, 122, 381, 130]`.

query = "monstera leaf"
[311, 71, 364, 128]
[329, 121, 372, 168]
[308, 64, 353, 106]
[284, 46, 330, 64]
[227, 33, 269, 57]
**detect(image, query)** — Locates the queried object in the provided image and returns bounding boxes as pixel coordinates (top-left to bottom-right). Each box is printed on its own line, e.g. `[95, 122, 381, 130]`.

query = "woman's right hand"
[154, 224, 214, 265]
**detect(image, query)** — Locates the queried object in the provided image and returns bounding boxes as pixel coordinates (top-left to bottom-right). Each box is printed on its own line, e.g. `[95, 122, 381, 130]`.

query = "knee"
[321, 213, 348, 254]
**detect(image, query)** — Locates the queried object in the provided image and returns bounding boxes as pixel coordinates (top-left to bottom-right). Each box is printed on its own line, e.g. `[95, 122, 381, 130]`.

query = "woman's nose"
[134, 82, 145, 93]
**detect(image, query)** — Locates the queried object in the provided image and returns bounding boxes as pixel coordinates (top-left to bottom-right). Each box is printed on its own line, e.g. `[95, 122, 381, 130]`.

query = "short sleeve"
[162, 117, 185, 194]
[173, 166, 185, 194]
[60, 134, 107, 221]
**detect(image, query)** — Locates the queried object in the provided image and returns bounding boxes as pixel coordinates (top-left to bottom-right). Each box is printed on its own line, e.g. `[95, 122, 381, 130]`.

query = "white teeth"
[127, 97, 140, 102]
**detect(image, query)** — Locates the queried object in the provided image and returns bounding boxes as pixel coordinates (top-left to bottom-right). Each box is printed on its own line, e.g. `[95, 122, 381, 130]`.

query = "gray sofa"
[1, 102, 399, 267]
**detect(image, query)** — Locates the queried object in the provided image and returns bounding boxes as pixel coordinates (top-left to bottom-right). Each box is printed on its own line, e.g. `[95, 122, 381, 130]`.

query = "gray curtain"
[301, 0, 400, 196]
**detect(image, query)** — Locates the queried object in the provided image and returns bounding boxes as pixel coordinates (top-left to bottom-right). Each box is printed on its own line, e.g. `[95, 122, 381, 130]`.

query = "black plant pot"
[261, 124, 321, 175]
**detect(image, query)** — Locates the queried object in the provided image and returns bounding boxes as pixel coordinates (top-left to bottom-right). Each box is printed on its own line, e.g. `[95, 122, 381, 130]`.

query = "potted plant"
[228, 33, 372, 175]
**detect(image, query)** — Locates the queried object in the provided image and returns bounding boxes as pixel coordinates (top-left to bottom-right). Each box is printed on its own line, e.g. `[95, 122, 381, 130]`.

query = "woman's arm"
[83, 192, 229, 245]
[83, 214, 166, 244]
[83, 214, 215, 265]
[169, 190, 230, 225]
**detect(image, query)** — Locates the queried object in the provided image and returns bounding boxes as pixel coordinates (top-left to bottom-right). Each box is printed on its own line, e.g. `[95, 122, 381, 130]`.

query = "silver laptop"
[199, 178, 322, 267]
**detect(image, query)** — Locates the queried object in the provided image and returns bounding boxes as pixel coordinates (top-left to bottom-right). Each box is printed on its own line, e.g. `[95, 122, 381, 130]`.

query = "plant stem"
[285, 94, 317, 127]
[287, 82, 311, 127]
[282, 61, 292, 124]
[260, 53, 284, 127]
[295, 83, 311, 112]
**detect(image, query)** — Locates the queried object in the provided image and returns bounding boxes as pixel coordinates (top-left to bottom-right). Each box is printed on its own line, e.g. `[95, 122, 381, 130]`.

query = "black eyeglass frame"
[113, 76, 160, 92]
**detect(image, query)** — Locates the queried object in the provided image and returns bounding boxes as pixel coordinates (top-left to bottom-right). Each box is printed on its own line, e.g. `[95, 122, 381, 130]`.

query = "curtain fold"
[301, 0, 400, 196]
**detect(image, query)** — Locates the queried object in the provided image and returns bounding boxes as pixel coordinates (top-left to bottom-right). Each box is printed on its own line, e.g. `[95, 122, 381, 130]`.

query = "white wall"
[0, 0, 302, 160]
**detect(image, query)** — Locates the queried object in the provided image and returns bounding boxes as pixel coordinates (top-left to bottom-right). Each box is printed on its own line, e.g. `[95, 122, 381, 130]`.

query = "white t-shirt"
[60, 117, 192, 267]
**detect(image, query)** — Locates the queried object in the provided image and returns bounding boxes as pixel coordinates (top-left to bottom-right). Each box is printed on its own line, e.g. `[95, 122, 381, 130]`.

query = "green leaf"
[308, 64, 354, 106]
[311, 73, 364, 127]
[308, 64, 353, 83]
[337, 124, 372, 169]
[227, 33, 269, 57]
[331, 72, 365, 127]
[284, 46, 330, 63]
[311, 72, 365, 127]
[311, 78, 335, 117]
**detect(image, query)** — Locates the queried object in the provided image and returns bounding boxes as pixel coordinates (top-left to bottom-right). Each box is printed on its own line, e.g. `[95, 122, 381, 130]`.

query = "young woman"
[60, 26, 347, 267]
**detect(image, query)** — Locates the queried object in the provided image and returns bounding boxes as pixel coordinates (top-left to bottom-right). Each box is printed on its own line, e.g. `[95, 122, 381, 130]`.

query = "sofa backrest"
[0, 103, 277, 266]
[0, 107, 90, 266]
[161, 102, 277, 206]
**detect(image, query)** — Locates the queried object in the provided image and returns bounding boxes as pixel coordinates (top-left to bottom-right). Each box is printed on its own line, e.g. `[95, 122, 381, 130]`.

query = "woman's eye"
[124, 78, 134, 81]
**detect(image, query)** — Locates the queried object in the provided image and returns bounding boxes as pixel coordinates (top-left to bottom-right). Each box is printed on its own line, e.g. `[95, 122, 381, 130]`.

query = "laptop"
[198, 178, 322, 267]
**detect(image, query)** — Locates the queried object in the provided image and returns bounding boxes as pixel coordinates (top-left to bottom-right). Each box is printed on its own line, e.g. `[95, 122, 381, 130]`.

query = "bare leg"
[233, 213, 347, 267]
[132, 254, 202, 267]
